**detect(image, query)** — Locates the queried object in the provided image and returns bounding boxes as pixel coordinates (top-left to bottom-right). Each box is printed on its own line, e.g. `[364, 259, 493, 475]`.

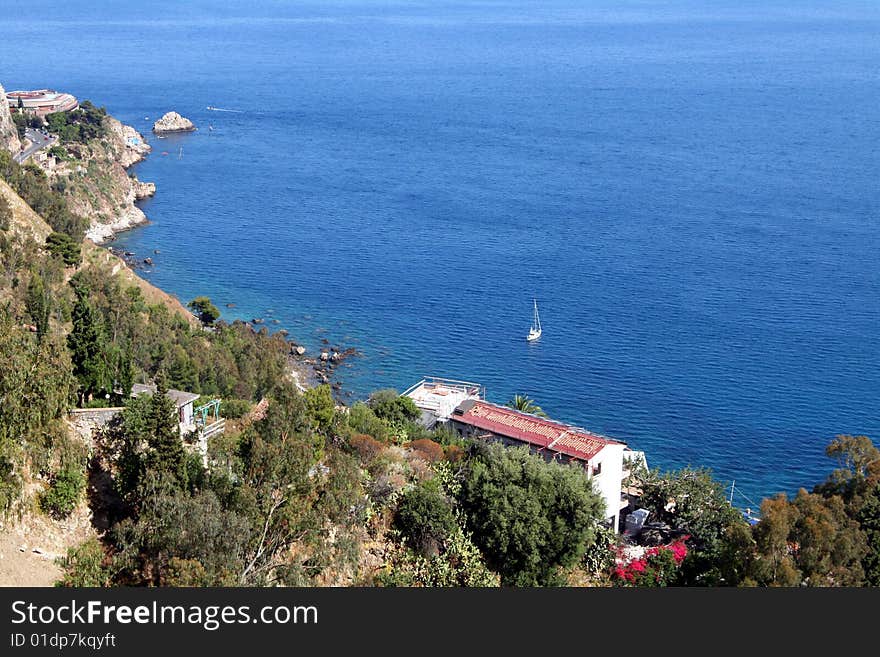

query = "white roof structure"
[402, 377, 485, 428]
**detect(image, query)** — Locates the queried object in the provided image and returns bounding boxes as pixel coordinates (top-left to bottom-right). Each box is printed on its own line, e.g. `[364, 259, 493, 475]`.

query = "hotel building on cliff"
[6, 89, 78, 116]
[404, 376, 636, 530]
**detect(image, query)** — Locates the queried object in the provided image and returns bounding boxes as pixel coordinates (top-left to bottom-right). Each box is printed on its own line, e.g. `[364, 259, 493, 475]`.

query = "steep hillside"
[45, 111, 154, 242]
[0, 178, 195, 327]
[0, 178, 51, 242]
[81, 238, 199, 328]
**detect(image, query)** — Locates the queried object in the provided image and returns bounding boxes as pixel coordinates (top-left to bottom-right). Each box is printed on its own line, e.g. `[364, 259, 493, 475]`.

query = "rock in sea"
[152, 111, 196, 134]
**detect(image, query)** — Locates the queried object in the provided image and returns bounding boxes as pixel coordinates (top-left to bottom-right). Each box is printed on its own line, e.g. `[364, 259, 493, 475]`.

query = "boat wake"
[206, 106, 244, 113]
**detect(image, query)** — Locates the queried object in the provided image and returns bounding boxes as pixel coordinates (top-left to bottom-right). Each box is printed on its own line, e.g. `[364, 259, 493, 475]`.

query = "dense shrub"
[219, 398, 252, 419]
[407, 439, 444, 464]
[45, 100, 108, 144]
[40, 465, 86, 519]
[393, 482, 457, 557]
[347, 402, 389, 443]
[349, 433, 385, 463]
[56, 538, 111, 587]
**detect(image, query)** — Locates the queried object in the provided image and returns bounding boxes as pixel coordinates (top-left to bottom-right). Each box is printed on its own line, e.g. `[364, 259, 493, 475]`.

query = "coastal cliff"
[153, 111, 195, 134]
[0, 83, 21, 155]
[43, 113, 155, 242]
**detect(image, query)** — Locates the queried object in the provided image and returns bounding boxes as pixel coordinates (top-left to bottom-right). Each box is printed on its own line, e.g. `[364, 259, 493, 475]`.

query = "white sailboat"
[526, 299, 542, 341]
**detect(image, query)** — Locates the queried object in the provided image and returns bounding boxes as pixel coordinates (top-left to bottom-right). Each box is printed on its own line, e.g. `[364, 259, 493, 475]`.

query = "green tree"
[25, 272, 50, 340]
[346, 402, 390, 443]
[234, 382, 329, 585]
[631, 466, 748, 585]
[751, 489, 868, 587]
[145, 374, 186, 485]
[0, 313, 75, 510]
[303, 384, 336, 432]
[505, 394, 547, 417]
[12, 112, 26, 140]
[110, 473, 250, 586]
[68, 289, 110, 406]
[188, 296, 220, 325]
[857, 483, 880, 585]
[816, 435, 880, 500]
[367, 389, 420, 426]
[0, 196, 11, 231]
[45, 232, 81, 266]
[394, 481, 457, 557]
[460, 443, 604, 586]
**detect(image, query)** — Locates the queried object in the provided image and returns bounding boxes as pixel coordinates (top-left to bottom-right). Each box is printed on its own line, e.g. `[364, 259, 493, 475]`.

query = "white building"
[131, 382, 199, 432]
[403, 376, 485, 429]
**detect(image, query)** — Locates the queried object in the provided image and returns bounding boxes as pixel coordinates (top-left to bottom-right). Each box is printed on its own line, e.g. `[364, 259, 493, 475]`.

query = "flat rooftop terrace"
[403, 377, 485, 422]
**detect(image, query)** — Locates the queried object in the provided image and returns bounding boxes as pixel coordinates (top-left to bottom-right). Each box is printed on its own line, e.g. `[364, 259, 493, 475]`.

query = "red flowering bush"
[612, 536, 689, 587]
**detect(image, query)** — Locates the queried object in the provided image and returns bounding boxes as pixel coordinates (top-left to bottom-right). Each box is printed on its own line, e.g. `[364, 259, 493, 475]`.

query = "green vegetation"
[45, 231, 81, 266]
[39, 464, 86, 519]
[11, 112, 26, 140]
[505, 393, 547, 417]
[393, 481, 457, 556]
[0, 149, 88, 239]
[45, 100, 108, 144]
[56, 538, 111, 587]
[460, 442, 605, 586]
[0, 196, 11, 230]
[48, 144, 72, 161]
[188, 296, 220, 325]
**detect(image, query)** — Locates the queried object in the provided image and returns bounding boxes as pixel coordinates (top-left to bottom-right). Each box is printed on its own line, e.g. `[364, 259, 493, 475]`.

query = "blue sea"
[2, 0, 878, 506]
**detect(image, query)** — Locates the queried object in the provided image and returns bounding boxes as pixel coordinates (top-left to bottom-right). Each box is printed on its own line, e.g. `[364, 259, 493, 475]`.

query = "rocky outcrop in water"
[152, 111, 195, 134]
[0, 83, 22, 155]
[133, 179, 156, 199]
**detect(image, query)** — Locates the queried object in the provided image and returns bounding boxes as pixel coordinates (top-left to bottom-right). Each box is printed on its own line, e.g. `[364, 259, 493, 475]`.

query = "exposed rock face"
[28, 113, 156, 243]
[152, 111, 195, 134]
[0, 83, 22, 155]
[107, 118, 151, 167]
[133, 179, 156, 199]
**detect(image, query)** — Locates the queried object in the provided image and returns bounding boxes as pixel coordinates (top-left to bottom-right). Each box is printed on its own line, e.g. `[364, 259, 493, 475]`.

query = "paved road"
[14, 128, 57, 164]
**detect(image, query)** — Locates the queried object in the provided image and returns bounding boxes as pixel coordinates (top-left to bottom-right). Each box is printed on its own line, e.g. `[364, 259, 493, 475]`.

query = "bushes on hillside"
[40, 465, 86, 519]
[45, 231, 81, 266]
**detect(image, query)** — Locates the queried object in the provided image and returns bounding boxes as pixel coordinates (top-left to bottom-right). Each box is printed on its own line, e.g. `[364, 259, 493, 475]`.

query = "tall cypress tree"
[146, 373, 185, 485]
[26, 272, 50, 341]
[67, 288, 109, 406]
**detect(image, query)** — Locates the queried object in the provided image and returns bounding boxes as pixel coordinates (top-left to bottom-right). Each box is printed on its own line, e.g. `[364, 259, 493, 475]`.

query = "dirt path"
[0, 504, 97, 587]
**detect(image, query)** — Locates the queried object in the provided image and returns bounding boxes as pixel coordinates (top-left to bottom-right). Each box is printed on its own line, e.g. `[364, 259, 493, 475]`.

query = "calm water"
[2, 0, 878, 505]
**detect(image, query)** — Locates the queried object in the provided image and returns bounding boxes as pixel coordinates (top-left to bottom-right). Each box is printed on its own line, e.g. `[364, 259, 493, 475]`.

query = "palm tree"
[505, 394, 547, 417]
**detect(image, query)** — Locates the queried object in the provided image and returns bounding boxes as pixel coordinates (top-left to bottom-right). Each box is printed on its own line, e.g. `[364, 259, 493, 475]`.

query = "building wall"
[588, 443, 626, 529]
[181, 402, 194, 426]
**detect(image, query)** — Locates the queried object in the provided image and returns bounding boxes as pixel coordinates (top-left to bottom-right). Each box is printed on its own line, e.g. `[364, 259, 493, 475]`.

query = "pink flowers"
[612, 536, 689, 586]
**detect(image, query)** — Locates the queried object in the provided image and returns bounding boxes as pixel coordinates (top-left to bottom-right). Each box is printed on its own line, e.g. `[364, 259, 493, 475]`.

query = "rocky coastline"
[54, 115, 156, 244]
[8, 92, 359, 397]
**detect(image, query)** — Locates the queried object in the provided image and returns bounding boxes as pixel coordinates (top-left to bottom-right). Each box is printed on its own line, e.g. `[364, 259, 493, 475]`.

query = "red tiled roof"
[454, 401, 622, 462]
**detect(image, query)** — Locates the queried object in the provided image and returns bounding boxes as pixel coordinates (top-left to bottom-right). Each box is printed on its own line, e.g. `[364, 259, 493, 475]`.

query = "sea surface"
[2, 0, 878, 506]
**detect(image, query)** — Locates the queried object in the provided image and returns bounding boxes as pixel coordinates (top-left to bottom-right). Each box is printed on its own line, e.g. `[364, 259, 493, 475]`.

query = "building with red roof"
[449, 398, 629, 529]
